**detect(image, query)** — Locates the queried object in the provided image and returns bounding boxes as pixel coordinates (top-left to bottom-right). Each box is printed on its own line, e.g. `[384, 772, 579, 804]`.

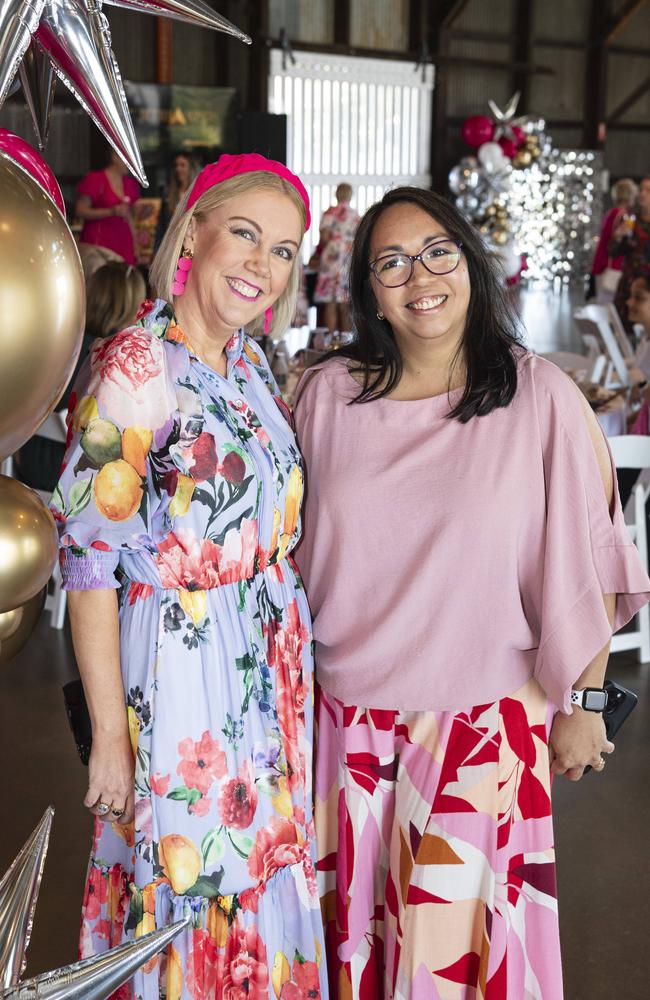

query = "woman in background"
[590, 177, 637, 302]
[16, 262, 145, 493]
[314, 183, 360, 335]
[76, 145, 140, 265]
[612, 175, 650, 328]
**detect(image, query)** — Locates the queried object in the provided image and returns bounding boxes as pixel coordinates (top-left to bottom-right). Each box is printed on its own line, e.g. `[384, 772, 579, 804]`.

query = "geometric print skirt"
[314, 678, 563, 999]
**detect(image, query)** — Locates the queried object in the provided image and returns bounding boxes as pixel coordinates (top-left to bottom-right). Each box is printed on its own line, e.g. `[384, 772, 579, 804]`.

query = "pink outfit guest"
[294, 186, 650, 999]
[77, 162, 140, 264]
[591, 205, 625, 276]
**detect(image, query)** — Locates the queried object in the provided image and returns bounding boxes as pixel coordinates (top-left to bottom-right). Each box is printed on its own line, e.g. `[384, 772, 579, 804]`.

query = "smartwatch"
[570, 687, 608, 712]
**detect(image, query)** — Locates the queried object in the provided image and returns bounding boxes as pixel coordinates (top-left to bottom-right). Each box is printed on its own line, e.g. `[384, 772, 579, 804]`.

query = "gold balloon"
[513, 150, 532, 169]
[0, 605, 23, 641]
[0, 475, 58, 613]
[0, 589, 46, 664]
[492, 229, 509, 246]
[0, 151, 85, 460]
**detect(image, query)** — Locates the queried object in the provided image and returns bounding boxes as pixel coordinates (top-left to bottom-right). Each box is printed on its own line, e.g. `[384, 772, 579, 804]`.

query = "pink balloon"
[461, 115, 494, 149]
[498, 137, 518, 160]
[512, 125, 525, 146]
[0, 129, 65, 216]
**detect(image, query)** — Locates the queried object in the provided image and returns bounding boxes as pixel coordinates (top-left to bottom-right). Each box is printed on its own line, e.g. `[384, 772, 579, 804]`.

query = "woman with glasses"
[293, 187, 650, 998]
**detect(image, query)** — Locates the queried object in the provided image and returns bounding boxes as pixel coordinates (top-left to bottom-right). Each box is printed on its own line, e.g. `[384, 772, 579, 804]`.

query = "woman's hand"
[84, 729, 135, 824]
[549, 709, 614, 781]
[113, 202, 131, 219]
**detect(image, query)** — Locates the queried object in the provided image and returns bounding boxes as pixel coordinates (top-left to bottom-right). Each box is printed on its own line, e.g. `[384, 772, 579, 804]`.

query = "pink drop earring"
[264, 306, 273, 335]
[171, 247, 194, 297]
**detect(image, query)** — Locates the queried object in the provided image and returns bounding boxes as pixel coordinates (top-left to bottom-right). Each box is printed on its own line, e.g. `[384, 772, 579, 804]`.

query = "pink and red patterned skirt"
[314, 678, 563, 999]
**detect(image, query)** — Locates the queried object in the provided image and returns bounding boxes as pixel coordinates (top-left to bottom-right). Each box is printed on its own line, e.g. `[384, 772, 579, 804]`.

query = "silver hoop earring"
[376, 311, 384, 320]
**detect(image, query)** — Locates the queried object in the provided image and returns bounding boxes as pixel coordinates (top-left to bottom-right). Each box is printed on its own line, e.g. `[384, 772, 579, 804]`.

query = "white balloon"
[478, 141, 507, 173]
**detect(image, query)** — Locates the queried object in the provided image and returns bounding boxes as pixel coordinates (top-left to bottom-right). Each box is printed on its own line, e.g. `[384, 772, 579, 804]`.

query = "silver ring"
[593, 758, 605, 771]
[111, 807, 125, 818]
[97, 801, 111, 815]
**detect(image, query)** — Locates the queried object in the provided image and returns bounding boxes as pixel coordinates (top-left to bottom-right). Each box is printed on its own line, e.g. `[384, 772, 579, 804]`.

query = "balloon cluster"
[449, 94, 600, 285]
[0, 142, 85, 664]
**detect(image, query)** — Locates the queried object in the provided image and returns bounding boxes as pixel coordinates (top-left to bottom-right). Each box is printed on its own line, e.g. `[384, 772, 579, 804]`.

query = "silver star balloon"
[0, 2, 46, 106]
[0, 0, 251, 185]
[0, 808, 53, 989]
[1, 919, 190, 1000]
[18, 41, 56, 149]
[488, 91, 530, 142]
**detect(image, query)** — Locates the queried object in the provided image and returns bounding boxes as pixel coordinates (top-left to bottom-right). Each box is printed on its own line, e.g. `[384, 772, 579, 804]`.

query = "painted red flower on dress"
[92, 329, 162, 392]
[177, 730, 228, 796]
[83, 866, 108, 921]
[156, 530, 221, 589]
[222, 921, 269, 1000]
[218, 760, 259, 829]
[183, 432, 219, 482]
[248, 816, 302, 883]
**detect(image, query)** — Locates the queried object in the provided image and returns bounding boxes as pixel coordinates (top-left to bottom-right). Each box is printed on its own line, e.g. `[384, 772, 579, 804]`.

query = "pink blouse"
[77, 169, 140, 265]
[294, 353, 650, 713]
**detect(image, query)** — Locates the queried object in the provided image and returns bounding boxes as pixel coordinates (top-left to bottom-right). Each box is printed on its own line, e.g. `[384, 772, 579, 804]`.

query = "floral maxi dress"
[51, 300, 328, 1000]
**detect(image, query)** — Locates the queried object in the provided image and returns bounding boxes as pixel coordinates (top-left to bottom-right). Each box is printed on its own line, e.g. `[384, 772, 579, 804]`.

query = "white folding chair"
[607, 435, 650, 662]
[574, 306, 631, 388]
[605, 303, 636, 359]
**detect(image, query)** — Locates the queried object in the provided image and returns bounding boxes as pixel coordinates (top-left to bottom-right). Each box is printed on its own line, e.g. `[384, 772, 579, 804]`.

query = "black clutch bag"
[62, 678, 92, 765]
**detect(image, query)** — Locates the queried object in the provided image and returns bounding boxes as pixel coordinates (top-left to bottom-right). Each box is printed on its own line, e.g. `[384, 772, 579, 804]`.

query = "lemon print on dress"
[159, 833, 202, 894]
[95, 460, 143, 521]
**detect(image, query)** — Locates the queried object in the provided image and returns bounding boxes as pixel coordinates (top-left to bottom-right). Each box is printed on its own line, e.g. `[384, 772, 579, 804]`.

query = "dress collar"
[138, 298, 244, 367]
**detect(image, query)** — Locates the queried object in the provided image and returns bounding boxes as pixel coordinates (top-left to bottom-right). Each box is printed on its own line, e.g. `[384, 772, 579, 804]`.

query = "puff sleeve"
[50, 326, 177, 589]
[531, 358, 650, 712]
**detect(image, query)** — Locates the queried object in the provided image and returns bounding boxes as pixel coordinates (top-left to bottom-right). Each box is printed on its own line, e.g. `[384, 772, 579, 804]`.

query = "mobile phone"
[584, 680, 637, 774]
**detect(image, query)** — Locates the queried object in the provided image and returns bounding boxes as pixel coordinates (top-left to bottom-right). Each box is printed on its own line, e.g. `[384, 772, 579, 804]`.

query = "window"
[269, 49, 434, 257]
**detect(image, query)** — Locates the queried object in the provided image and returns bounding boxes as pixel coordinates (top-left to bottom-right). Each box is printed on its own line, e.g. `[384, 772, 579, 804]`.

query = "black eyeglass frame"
[369, 238, 464, 287]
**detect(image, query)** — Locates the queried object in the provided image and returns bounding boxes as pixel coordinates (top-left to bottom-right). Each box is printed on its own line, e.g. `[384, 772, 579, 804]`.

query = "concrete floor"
[1, 284, 647, 997]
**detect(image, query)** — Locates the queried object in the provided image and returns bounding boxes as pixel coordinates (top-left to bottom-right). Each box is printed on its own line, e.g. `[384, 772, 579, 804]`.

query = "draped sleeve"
[50, 325, 177, 589]
[530, 356, 650, 712]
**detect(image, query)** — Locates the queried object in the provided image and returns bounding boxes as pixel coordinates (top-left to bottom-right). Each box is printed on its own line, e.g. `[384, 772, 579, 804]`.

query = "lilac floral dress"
[51, 299, 327, 1000]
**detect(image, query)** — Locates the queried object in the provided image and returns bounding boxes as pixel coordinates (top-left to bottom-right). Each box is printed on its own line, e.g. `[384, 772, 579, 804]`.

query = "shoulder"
[77, 170, 103, 195]
[90, 324, 167, 385]
[294, 357, 352, 415]
[518, 351, 585, 413]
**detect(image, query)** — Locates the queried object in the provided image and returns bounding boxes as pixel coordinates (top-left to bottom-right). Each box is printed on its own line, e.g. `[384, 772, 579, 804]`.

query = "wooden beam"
[603, 0, 648, 45]
[334, 0, 349, 46]
[607, 74, 650, 122]
[156, 18, 173, 84]
[441, 0, 471, 29]
[512, 0, 534, 110]
[409, 0, 426, 52]
[583, 0, 609, 148]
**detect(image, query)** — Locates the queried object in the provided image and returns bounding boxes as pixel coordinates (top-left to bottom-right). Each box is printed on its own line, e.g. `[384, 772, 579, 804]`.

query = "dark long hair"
[333, 186, 523, 423]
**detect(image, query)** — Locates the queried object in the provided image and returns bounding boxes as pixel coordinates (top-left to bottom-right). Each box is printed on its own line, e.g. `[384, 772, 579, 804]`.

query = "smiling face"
[182, 188, 303, 338]
[369, 202, 471, 352]
[627, 277, 650, 332]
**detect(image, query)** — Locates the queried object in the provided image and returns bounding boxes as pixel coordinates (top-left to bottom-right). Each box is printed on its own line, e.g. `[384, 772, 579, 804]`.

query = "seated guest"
[15, 263, 146, 492]
[589, 178, 637, 302]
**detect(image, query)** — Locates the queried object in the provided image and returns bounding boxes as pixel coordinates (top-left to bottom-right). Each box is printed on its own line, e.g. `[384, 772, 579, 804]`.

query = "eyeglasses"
[369, 238, 463, 288]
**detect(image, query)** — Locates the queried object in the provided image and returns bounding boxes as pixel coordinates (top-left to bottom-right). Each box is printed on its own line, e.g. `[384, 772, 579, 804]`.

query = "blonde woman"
[51, 154, 327, 1000]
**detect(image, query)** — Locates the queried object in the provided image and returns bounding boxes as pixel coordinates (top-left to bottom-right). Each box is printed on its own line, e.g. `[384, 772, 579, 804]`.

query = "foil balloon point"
[0, 152, 85, 459]
[0, 130, 64, 214]
[0, 1, 46, 105]
[0, 477, 58, 614]
[0, 807, 54, 989]
[103, 0, 251, 43]
[35, 0, 147, 186]
[0, 590, 46, 664]
[1, 918, 190, 1000]
[18, 41, 56, 151]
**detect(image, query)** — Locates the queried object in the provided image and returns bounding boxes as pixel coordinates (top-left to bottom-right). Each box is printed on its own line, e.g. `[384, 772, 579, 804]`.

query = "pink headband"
[185, 152, 311, 229]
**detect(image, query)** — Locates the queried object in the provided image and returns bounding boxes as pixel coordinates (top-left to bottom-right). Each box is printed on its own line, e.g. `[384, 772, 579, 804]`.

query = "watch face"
[583, 689, 607, 712]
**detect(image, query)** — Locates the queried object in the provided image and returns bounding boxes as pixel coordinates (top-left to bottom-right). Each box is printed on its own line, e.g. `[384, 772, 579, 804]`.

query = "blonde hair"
[612, 177, 638, 206]
[149, 172, 306, 339]
[166, 153, 199, 216]
[85, 262, 146, 339]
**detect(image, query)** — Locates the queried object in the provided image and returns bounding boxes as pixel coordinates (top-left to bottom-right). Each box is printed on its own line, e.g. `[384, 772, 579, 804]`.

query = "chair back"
[574, 306, 630, 387]
[608, 435, 650, 470]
